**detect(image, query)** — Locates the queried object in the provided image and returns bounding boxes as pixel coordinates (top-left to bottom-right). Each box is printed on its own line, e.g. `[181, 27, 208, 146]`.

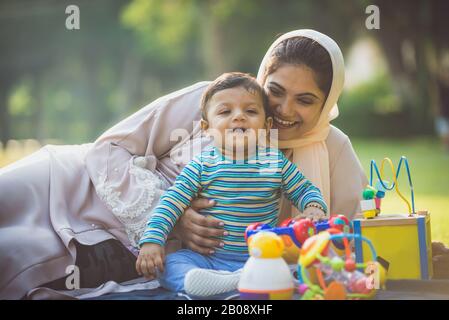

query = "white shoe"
[184, 268, 242, 297]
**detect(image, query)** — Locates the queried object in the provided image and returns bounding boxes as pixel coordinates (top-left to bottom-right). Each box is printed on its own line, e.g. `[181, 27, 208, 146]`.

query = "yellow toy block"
[360, 199, 377, 219]
[354, 211, 432, 280]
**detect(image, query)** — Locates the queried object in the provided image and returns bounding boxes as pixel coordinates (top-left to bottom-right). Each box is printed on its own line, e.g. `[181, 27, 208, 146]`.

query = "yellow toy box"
[353, 157, 433, 280]
[353, 211, 432, 280]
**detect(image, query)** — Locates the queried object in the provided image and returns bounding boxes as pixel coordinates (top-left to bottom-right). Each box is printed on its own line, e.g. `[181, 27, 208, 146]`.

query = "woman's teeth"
[274, 116, 297, 127]
[232, 128, 246, 133]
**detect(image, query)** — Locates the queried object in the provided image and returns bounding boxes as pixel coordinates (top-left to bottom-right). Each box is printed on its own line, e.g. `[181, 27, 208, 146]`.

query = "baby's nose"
[232, 110, 246, 121]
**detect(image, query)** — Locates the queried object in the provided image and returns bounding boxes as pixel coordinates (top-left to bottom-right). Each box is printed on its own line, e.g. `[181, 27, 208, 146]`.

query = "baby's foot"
[184, 268, 242, 297]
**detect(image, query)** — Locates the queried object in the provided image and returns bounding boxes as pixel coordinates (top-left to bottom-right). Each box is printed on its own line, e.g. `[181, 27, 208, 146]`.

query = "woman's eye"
[218, 110, 230, 115]
[269, 87, 282, 97]
[297, 99, 313, 105]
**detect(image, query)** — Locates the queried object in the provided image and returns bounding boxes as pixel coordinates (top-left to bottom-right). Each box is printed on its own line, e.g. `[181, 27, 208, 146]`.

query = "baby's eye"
[246, 109, 258, 114]
[218, 110, 231, 115]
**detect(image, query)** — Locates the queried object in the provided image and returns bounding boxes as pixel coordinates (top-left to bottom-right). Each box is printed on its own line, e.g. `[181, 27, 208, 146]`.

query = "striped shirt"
[139, 146, 327, 255]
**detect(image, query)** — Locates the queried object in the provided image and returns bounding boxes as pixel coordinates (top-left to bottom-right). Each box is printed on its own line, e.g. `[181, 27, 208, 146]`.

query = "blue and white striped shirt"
[139, 146, 327, 255]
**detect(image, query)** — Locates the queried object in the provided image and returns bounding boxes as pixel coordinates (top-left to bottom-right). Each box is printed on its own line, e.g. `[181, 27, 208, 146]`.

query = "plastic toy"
[245, 218, 328, 248]
[297, 231, 387, 300]
[238, 231, 294, 299]
[328, 215, 353, 250]
[245, 215, 353, 262]
[354, 156, 433, 280]
[360, 186, 378, 219]
[365, 156, 415, 216]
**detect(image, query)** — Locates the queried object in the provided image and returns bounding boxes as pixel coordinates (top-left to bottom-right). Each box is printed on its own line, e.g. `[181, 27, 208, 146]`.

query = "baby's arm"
[279, 152, 328, 221]
[136, 243, 165, 279]
[138, 157, 203, 247]
[136, 157, 202, 277]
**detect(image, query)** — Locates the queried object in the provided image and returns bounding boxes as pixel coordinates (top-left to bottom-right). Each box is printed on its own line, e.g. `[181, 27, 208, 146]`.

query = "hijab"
[257, 29, 345, 214]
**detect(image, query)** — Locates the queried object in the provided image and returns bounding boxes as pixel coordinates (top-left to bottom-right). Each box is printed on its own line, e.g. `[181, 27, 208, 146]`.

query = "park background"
[1, 0, 448, 244]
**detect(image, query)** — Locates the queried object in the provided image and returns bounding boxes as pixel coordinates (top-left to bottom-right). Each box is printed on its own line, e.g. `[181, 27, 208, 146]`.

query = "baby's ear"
[265, 117, 273, 130]
[200, 119, 209, 131]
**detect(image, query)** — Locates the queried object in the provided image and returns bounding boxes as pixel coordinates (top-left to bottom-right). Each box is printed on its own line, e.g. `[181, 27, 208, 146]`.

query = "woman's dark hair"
[264, 36, 333, 98]
[201, 72, 271, 120]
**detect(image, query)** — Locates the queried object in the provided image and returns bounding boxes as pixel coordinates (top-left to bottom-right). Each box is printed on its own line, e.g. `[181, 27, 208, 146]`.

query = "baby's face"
[202, 86, 271, 153]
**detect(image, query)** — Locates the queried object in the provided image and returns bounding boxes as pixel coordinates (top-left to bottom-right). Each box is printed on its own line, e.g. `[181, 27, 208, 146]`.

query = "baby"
[136, 72, 328, 296]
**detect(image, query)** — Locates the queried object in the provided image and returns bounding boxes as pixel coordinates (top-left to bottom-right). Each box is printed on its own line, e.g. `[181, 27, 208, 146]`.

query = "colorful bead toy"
[297, 232, 387, 300]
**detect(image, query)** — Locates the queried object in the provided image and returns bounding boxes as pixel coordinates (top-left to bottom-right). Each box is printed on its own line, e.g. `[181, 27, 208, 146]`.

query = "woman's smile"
[273, 115, 300, 128]
[264, 64, 325, 140]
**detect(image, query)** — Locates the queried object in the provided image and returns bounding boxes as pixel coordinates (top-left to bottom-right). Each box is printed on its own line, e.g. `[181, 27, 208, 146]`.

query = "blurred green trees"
[0, 0, 448, 145]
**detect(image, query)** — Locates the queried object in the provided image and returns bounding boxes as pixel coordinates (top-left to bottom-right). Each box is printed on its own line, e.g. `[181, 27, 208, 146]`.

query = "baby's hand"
[302, 206, 327, 222]
[136, 243, 165, 279]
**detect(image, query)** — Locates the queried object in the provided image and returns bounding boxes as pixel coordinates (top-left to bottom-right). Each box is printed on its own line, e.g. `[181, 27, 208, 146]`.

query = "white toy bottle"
[238, 231, 294, 299]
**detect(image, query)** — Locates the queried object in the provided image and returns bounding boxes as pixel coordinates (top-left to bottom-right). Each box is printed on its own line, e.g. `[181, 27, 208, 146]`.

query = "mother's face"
[264, 64, 326, 140]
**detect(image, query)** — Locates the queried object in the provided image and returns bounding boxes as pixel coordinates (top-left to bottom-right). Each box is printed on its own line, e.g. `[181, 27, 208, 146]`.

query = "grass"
[0, 139, 42, 168]
[1, 137, 448, 245]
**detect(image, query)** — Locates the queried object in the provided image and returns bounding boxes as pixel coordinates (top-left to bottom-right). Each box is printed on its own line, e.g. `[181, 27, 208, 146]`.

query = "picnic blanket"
[87, 280, 449, 300]
[27, 278, 449, 300]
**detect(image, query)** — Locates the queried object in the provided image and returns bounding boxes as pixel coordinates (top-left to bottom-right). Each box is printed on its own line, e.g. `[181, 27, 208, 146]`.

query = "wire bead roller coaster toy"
[354, 156, 433, 280]
[360, 156, 415, 219]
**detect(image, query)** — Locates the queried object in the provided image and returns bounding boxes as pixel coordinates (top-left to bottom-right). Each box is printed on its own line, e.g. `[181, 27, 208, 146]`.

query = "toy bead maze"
[353, 156, 432, 280]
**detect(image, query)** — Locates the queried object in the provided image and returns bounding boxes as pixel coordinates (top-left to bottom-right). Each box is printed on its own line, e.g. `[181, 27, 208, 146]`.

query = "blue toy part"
[369, 156, 415, 214]
[375, 179, 386, 199]
[245, 219, 330, 249]
[315, 220, 331, 233]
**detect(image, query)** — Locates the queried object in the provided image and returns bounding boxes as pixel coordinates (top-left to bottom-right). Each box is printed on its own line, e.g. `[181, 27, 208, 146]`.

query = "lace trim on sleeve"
[96, 156, 164, 247]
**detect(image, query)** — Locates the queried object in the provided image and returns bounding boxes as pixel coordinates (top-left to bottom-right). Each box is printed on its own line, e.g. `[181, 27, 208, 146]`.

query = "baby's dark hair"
[201, 72, 271, 120]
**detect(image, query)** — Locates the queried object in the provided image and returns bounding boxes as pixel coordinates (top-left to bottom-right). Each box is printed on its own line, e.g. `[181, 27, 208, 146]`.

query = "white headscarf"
[257, 29, 345, 213]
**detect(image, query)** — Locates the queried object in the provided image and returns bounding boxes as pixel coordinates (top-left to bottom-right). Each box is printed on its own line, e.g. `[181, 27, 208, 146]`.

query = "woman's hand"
[136, 243, 165, 280]
[174, 198, 227, 255]
[432, 241, 449, 279]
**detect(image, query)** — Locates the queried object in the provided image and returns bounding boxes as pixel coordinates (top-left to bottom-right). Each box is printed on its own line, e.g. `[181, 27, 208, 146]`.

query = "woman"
[0, 30, 366, 299]
[177, 29, 367, 255]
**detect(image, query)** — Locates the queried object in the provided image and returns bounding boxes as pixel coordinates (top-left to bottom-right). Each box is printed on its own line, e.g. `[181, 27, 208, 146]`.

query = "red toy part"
[292, 219, 317, 245]
[329, 214, 353, 234]
[244, 222, 263, 242]
[280, 218, 294, 227]
[345, 259, 357, 272]
[348, 277, 372, 295]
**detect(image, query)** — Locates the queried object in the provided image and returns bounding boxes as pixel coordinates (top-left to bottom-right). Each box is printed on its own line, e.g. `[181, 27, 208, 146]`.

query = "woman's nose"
[276, 99, 295, 118]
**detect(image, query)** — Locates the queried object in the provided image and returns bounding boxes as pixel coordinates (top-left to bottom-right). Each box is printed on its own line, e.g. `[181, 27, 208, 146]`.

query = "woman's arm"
[85, 81, 225, 251]
[280, 152, 328, 215]
[84, 81, 211, 246]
